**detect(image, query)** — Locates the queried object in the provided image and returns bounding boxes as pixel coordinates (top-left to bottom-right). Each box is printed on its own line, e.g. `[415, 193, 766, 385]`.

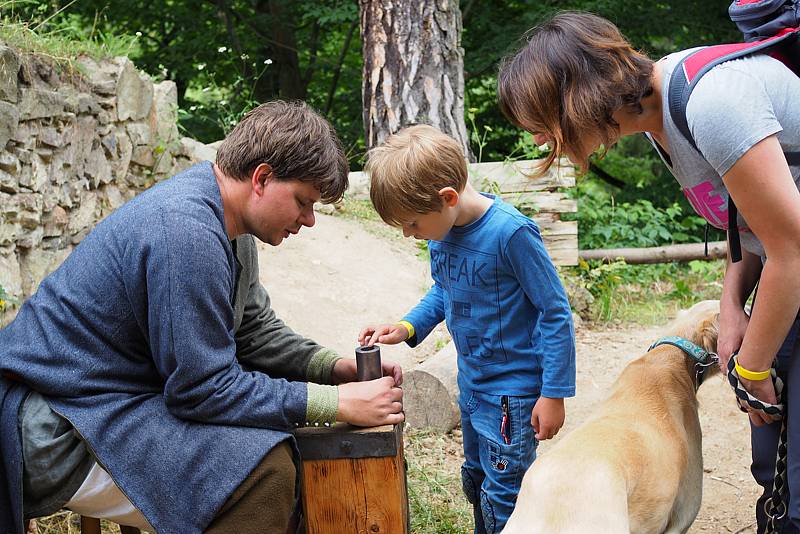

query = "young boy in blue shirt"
[358, 124, 576, 533]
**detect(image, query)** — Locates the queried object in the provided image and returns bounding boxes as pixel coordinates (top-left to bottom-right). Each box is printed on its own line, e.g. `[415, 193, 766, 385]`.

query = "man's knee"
[207, 441, 297, 533]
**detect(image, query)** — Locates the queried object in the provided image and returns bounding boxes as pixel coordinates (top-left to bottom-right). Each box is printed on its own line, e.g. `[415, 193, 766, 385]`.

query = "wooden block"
[80, 516, 101, 534]
[295, 424, 409, 534]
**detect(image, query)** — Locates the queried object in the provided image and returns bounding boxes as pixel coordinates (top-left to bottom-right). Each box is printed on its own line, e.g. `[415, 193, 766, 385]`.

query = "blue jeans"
[459, 388, 538, 534]
[751, 318, 800, 533]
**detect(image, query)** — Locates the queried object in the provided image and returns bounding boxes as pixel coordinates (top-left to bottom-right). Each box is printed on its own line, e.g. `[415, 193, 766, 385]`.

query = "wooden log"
[469, 159, 576, 192]
[536, 220, 578, 265]
[501, 191, 578, 214]
[295, 423, 409, 534]
[580, 241, 727, 264]
[403, 341, 460, 433]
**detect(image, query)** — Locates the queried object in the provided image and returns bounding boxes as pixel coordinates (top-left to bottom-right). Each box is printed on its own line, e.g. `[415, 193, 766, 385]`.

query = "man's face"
[246, 177, 320, 246]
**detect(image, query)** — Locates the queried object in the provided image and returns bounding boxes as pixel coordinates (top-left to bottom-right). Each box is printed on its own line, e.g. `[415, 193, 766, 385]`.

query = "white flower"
[264, 58, 273, 65]
[218, 46, 228, 53]
[189, 105, 197, 111]
[202, 87, 210, 93]
[197, 63, 206, 71]
[135, 31, 142, 37]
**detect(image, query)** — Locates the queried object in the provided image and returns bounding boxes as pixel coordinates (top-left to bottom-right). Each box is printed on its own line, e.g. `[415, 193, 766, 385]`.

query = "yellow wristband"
[397, 320, 415, 339]
[734, 355, 771, 381]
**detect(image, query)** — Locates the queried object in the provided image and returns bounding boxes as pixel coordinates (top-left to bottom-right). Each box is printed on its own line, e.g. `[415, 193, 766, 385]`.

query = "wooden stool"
[294, 423, 409, 534]
[80, 516, 141, 534]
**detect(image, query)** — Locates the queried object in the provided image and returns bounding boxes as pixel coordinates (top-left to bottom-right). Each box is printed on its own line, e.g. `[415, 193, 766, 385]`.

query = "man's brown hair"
[365, 125, 468, 227]
[216, 100, 349, 203]
[497, 12, 653, 173]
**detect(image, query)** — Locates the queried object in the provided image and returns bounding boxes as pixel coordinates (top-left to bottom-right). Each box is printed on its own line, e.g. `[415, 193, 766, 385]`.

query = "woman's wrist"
[733, 350, 772, 380]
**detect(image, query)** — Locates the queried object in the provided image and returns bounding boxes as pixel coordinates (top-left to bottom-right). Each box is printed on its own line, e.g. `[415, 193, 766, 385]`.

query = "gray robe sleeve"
[234, 236, 340, 384]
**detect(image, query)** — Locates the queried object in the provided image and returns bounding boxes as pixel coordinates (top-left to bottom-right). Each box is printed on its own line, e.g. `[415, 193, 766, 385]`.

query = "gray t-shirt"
[651, 50, 800, 257]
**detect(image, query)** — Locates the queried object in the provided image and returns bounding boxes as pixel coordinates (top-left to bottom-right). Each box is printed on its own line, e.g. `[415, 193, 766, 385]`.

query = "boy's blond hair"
[366, 125, 468, 227]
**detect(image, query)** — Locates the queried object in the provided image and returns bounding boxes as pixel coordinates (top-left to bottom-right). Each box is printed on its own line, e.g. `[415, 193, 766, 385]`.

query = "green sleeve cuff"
[306, 383, 339, 425]
[306, 348, 342, 384]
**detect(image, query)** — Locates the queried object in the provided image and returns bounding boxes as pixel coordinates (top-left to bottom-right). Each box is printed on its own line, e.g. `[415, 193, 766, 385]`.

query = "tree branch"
[324, 18, 358, 116]
[303, 21, 321, 86]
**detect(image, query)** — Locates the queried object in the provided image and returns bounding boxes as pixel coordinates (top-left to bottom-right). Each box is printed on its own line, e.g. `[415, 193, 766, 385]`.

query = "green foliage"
[0, 284, 8, 313]
[565, 259, 724, 324]
[5, 0, 364, 156]
[573, 193, 707, 249]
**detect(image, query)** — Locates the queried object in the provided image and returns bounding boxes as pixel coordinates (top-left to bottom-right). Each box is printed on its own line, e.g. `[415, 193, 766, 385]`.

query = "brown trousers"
[206, 441, 297, 534]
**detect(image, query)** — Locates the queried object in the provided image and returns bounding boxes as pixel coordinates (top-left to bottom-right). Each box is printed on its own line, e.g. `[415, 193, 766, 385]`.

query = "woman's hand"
[718, 306, 749, 371]
[737, 373, 779, 427]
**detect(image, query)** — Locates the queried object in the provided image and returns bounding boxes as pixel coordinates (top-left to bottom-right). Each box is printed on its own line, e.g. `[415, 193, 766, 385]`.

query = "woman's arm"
[722, 134, 800, 424]
[717, 247, 762, 369]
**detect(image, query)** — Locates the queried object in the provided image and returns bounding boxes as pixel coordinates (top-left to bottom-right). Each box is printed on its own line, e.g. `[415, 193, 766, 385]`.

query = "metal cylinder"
[355, 345, 382, 381]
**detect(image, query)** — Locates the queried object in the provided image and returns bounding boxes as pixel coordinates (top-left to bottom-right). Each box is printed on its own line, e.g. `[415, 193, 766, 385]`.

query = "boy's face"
[399, 208, 457, 241]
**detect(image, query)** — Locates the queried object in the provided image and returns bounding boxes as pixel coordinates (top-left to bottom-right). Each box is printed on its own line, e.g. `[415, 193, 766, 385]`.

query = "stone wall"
[0, 44, 194, 325]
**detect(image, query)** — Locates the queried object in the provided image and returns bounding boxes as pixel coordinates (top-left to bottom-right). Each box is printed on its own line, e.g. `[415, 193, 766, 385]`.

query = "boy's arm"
[401, 280, 447, 347]
[505, 224, 576, 398]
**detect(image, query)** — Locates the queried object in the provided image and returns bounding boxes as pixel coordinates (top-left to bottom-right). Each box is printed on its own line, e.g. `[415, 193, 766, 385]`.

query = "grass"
[30, 513, 125, 533]
[405, 429, 472, 533]
[0, 2, 140, 77]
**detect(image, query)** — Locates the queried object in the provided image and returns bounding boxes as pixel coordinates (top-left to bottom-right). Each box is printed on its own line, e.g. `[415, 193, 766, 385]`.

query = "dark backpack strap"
[728, 197, 743, 263]
[668, 29, 800, 149]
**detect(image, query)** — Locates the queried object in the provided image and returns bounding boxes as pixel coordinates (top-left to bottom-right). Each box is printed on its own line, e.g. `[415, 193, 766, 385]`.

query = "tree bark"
[360, 0, 472, 158]
[580, 241, 727, 264]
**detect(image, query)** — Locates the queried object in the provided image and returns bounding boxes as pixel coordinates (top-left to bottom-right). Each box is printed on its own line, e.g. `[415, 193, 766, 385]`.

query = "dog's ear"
[697, 312, 720, 353]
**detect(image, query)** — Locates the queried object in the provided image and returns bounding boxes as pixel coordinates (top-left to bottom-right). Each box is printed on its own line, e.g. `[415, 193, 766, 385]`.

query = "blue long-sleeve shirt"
[404, 195, 576, 397]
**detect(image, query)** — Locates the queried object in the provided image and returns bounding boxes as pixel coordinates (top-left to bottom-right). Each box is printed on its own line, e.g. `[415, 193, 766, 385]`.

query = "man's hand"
[331, 357, 403, 386]
[358, 323, 410, 347]
[530, 397, 565, 440]
[337, 376, 404, 427]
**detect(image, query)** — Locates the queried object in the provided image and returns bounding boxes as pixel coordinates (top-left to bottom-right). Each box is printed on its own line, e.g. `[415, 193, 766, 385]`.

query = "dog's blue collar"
[648, 335, 716, 365]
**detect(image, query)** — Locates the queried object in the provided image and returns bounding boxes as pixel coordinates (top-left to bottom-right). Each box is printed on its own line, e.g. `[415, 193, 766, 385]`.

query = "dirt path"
[260, 212, 761, 533]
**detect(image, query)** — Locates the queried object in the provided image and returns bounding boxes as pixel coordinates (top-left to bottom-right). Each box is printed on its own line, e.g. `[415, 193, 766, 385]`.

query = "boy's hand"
[358, 323, 410, 347]
[331, 357, 404, 386]
[337, 376, 404, 427]
[530, 397, 565, 440]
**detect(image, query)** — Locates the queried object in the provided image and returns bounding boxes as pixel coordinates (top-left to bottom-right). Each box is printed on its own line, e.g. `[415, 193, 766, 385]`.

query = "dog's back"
[503, 441, 630, 533]
[503, 301, 720, 534]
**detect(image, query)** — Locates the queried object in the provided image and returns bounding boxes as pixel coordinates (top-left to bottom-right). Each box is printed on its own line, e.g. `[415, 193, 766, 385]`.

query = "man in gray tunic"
[0, 100, 405, 533]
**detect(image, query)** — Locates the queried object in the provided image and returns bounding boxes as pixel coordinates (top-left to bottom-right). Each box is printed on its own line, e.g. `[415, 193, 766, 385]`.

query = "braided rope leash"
[726, 354, 787, 532]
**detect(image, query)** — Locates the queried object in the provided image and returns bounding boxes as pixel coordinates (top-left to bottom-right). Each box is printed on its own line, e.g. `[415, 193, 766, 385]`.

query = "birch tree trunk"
[360, 0, 472, 158]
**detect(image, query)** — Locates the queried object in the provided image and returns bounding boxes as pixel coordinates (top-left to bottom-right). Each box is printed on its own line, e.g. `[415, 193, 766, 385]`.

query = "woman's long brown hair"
[497, 12, 653, 173]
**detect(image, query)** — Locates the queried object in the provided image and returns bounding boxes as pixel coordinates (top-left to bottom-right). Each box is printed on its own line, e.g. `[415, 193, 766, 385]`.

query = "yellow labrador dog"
[503, 300, 720, 534]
